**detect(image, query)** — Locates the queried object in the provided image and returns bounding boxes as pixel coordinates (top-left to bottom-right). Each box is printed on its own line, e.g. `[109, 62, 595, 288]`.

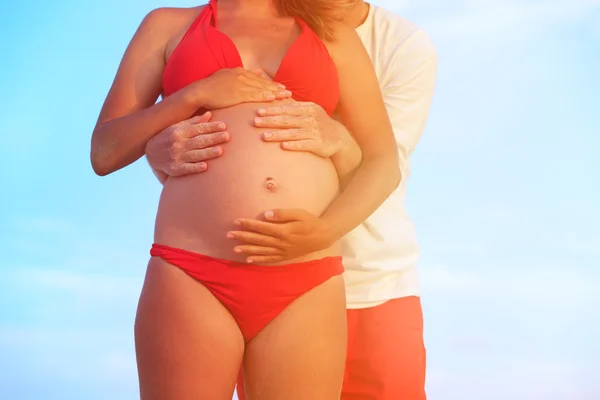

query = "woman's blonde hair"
[276, 0, 359, 41]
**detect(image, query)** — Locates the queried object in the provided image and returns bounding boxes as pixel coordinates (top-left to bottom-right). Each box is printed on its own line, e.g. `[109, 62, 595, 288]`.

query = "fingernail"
[266, 95, 276, 100]
[234, 248, 242, 253]
[218, 123, 226, 129]
[247, 259, 254, 264]
[258, 108, 266, 115]
[211, 147, 221, 155]
[264, 210, 274, 219]
[255, 117, 263, 124]
[227, 232, 234, 239]
[199, 162, 207, 170]
[263, 132, 272, 139]
[277, 83, 286, 89]
[281, 90, 292, 97]
[234, 220, 242, 226]
[221, 132, 229, 140]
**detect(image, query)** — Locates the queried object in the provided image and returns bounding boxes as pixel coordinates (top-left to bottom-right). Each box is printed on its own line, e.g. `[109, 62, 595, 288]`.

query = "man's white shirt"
[344, 4, 438, 308]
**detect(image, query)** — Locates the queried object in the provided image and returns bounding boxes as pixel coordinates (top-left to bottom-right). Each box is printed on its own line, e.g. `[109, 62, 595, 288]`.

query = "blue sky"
[1, 0, 599, 399]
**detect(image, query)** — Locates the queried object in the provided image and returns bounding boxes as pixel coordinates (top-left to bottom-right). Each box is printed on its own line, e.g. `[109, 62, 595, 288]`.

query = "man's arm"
[254, 30, 437, 190]
[383, 29, 438, 176]
[228, 27, 439, 263]
[255, 104, 363, 189]
[329, 115, 362, 189]
[231, 23, 406, 263]
[329, 29, 438, 187]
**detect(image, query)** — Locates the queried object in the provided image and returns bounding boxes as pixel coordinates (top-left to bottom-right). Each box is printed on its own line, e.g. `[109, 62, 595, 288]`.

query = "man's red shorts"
[341, 296, 427, 399]
[236, 296, 426, 399]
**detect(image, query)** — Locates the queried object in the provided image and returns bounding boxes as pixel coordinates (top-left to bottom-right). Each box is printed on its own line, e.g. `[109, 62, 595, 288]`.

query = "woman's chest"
[218, 18, 301, 78]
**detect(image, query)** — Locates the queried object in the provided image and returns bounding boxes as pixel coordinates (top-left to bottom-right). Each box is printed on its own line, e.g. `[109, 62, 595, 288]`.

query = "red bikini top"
[162, 0, 340, 115]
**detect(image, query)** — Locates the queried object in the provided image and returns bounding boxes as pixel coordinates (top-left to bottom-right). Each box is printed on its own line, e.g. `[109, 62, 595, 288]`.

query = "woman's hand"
[186, 68, 292, 110]
[226, 209, 335, 264]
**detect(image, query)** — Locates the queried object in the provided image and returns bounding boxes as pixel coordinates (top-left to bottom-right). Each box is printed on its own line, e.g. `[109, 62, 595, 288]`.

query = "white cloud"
[376, 0, 600, 38]
[16, 268, 139, 293]
[421, 263, 600, 309]
[0, 326, 136, 383]
[7, 267, 141, 315]
[565, 235, 600, 254]
[427, 358, 600, 400]
[16, 216, 76, 235]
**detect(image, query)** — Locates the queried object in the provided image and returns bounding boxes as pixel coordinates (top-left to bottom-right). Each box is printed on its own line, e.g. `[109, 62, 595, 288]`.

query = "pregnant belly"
[154, 101, 340, 264]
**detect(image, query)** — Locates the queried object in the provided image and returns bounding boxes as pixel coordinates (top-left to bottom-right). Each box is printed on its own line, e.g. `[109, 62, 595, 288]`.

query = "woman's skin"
[90, 1, 399, 399]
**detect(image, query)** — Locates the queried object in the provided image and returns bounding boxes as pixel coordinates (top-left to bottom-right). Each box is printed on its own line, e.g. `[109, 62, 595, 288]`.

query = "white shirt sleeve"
[382, 29, 438, 172]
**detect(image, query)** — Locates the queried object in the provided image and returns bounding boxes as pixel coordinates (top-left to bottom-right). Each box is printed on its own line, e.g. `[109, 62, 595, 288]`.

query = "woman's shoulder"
[134, 6, 207, 59]
[140, 6, 206, 33]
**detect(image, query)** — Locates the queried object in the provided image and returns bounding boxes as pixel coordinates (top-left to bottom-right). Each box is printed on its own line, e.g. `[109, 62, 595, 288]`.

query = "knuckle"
[203, 123, 215, 133]
[204, 134, 218, 146]
[205, 146, 219, 157]
[189, 150, 202, 162]
[197, 136, 209, 148]
[185, 164, 199, 174]
[187, 138, 200, 150]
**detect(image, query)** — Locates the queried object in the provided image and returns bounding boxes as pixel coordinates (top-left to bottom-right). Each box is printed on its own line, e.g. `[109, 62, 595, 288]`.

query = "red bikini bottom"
[150, 243, 344, 342]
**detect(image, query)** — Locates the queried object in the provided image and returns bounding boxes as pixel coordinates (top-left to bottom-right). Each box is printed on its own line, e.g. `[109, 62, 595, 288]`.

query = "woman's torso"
[154, 4, 341, 264]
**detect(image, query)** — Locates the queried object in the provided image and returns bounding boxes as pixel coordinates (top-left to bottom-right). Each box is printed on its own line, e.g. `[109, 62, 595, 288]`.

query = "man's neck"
[345, 1, 370, 29]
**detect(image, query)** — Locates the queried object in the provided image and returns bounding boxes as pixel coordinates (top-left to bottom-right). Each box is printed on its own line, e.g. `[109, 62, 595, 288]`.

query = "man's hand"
[145, 112, 229, 177]
[254, 102, 347, 157]
[227, 209, 335, 264]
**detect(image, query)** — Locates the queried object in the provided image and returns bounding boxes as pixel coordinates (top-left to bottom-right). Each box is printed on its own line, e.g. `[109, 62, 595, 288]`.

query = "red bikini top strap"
[208, 0, 218, 27]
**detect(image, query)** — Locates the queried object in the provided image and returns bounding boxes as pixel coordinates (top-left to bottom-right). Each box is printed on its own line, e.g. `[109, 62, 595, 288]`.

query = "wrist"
[152, 167, 168, 185]
[319, 213, 343, 247]
[182, 80, 207, 110]
[330, 122, 349, 157]
[331, 125, 361, 166]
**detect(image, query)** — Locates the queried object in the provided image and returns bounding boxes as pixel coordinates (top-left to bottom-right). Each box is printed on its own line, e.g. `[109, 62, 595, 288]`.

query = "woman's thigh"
[135, 257, 244, 400]
[242, 275, 347, 400]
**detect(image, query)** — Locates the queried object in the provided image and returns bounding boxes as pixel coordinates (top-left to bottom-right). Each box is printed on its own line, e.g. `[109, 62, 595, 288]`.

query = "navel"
[264, 176, 278, 192]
